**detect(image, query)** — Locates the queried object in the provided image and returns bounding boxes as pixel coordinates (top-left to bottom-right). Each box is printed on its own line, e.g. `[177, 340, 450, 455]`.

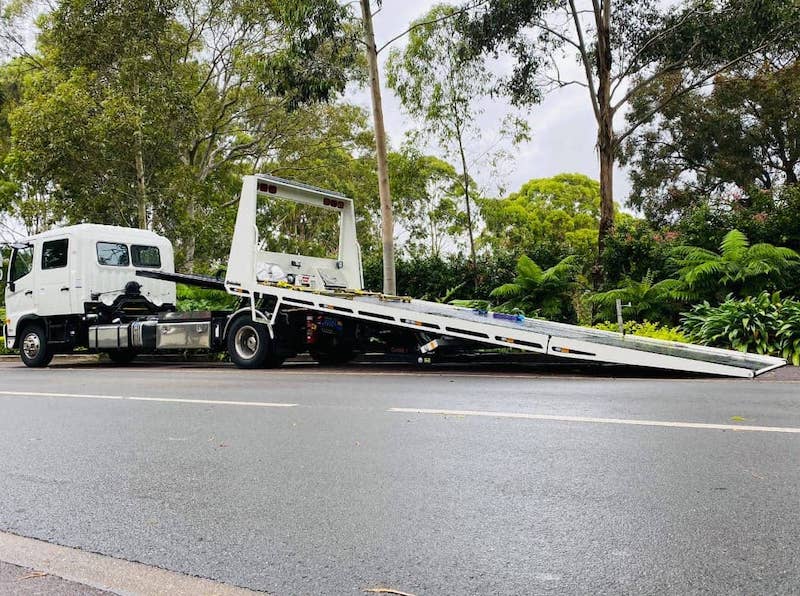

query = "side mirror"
[8, 281, 14, 292]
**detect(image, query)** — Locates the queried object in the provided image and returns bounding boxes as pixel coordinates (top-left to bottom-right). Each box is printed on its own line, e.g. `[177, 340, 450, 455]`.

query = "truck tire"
[19, 324, 54, 368]
[227, 317, 283, 369]
[107, 351, 137, 365]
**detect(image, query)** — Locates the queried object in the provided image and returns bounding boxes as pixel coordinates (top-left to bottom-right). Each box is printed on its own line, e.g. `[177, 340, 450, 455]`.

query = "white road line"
[0, 390, 296, 408]
[389, 407, 800, 434]
[129, 396, 296, 407]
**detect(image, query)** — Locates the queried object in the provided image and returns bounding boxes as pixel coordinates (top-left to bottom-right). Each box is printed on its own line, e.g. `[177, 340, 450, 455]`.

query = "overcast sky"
[349, 1, 632, 202]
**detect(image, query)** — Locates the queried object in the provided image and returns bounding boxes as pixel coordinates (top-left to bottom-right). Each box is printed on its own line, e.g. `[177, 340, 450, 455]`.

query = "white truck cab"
[3, 224, 175, 360]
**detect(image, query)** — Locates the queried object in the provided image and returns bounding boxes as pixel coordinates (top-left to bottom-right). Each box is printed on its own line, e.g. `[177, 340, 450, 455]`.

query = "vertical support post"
[616, 299, 625, 336]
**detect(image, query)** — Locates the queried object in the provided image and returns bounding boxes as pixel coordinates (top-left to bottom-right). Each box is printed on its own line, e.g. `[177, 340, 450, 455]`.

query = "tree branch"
[568, 0, 601, 123]
[376, 0, 491, 54]
[618, 34, 791, 145]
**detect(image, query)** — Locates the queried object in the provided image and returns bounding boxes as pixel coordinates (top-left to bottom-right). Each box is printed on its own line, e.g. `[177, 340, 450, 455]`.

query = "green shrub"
[0, 308, 10, 354]
[681, 292, 800, 365]
[176, 284, 238, 312]
[592, 320, 688, 342]
[777, 300, 800, 366]
[363, 252, 517, 301]
[600, 218, 678, 287]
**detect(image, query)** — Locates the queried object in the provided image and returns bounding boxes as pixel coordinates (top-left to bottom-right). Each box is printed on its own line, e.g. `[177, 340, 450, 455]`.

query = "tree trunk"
[598, 129, 614, 255]
[594, 0, 614, 284]
[455, 130, 476, 270]
[133, 79, 148, 230]
[360, 0, 396, 295]
[183, 200, 196, 273]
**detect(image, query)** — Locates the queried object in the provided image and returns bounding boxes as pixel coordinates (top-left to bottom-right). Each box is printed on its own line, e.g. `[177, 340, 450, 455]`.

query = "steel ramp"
[272, 287, 785, 378]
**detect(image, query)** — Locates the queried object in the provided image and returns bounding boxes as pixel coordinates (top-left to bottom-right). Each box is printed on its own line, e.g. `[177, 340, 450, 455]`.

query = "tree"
[386, 3, 527, 269]
[487, 254, 578, 321]
[671, 229, 800, 302]
[460, 0, 798, 267]
[388, 149, 467, 260]
[0, 0, 360, 269]
[624, 57, 800, 223]
[479, 173, 601, 265]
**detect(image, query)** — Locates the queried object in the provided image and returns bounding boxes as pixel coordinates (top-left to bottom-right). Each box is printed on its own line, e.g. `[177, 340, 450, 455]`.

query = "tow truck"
[1, 175, 787, 377]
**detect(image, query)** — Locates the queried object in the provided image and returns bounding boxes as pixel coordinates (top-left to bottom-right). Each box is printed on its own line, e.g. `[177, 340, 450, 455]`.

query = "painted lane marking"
[0, 390, 296, 408]
[389, 408, 800, 434]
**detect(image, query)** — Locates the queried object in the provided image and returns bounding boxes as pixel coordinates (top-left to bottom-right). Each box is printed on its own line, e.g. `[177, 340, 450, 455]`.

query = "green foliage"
[589, 271, 683, 323]
[592, 321, 688, 343]
[625, 60, 800, 223]
[362, 252, 516, 303]
[0, 0, 361, 270]
[0, 307, 11, 354]
[389, 149, 469, 259]
[681, 292, 800, 364]
[386, 4, 487, 138]
[479, 173, 601, 262]
[671, 229, 800, 302]
[600, 217, 679, 286]
[487, 254, 579, 321]
[176, 284, 238, 312]
[778, 301, 800, 366]
[676, 186, 800, 255]
[386, 4, 528, 262]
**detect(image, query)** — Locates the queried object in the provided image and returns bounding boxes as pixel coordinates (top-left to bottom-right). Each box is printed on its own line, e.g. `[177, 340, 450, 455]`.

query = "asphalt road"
[1, 360, 799, 595]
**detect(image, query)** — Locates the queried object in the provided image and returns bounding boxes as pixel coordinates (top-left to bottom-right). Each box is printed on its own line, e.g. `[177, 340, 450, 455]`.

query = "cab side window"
[10, 246, 34, 282]
[131, 245, 161, 268]
[42, 238, 69, 270]
[97, 242, 130, 266]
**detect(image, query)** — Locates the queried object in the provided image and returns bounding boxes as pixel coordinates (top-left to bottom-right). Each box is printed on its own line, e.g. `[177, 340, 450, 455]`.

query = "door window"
[131, 245, 161, 268]
[42, 238, 69, 270]
[97, 242, 130, 266]
[10, 246, 33, 282]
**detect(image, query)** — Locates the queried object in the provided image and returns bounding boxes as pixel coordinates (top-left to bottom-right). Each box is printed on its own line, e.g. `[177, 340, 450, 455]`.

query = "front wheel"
[227, 317, 283, 369]
[19, 324, 53, 368]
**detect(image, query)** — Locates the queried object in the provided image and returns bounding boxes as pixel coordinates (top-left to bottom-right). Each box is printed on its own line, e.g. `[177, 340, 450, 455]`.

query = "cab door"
[4, 244, 36, 343]
[37, 236, 74, 316]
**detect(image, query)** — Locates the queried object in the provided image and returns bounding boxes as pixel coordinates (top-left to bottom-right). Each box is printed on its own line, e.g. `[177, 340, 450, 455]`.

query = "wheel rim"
[22, 332, 41, 360]
[234, 325, 259, 360]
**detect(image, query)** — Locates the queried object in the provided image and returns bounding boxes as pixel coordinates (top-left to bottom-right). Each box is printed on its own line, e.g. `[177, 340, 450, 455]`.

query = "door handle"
[24, 290, 33, 296]
[61, 287, 70, 292]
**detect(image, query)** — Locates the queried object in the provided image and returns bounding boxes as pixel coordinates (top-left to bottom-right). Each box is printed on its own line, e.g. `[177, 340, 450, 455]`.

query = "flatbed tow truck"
[2, 175, 786, 377]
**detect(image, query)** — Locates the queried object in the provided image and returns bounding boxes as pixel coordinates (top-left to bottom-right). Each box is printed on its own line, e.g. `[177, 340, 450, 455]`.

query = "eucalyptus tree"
[460, 0, 799, 267]
[386, 3, 528, 268]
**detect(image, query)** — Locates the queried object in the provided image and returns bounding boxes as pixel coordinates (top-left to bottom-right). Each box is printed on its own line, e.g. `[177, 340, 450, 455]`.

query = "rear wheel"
[19, 324, 53, 368]
[227, 317, 283, 369]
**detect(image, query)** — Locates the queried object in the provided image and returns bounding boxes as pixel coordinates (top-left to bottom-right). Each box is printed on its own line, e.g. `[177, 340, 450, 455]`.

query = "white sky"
[349, 0, 632, 202]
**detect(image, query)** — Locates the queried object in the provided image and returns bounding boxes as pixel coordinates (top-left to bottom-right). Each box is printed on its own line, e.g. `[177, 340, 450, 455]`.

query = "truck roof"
[24, 224, 170, 244]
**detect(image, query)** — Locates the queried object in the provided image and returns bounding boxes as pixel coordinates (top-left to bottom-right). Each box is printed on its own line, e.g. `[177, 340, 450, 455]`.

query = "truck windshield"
[10, 246, 33, 281]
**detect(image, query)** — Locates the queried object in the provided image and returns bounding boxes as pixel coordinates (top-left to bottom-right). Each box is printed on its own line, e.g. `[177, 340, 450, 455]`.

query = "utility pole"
[360, 0, 396, 295]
